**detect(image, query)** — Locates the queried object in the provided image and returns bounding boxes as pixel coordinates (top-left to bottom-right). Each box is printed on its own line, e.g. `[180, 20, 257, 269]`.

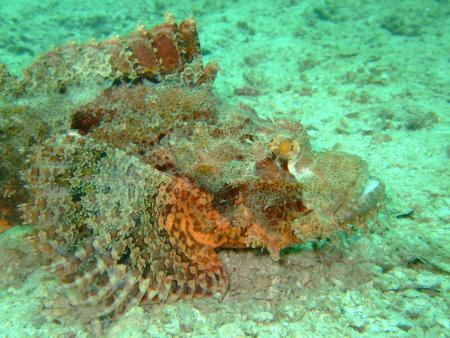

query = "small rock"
[397, 319, 414, 331]
[249, 311, 274, 322]
[405, 298, 430, 319]
[415, 272, 441, 290]
[218, 322, 245, 336]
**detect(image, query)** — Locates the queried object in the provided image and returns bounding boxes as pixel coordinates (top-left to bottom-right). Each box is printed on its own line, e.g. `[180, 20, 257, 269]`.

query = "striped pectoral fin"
[97, 270, 138, 317]
[158, 224, 228, 302]
[64, 257, 121, 306]
[109, 277, 151, 320]
[189, 251, 228, 299]
[49, 243, 96, 277]
[170, 241, 228, 302]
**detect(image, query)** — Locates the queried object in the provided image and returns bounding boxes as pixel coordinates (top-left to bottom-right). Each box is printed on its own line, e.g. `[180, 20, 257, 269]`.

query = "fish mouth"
[339, 177, 385, 223]
[314, 175, 385, 227]
[286, 150, 385, 227]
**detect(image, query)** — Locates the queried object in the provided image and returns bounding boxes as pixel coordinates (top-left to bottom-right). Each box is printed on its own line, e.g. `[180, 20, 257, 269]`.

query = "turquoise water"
[0, 0, 449, 337]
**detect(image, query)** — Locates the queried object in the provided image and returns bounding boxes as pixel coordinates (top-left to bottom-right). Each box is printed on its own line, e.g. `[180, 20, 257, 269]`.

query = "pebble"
[249, 311, 274, 322]
[415, 272, 441, 289]
[218, 323, 245, 336]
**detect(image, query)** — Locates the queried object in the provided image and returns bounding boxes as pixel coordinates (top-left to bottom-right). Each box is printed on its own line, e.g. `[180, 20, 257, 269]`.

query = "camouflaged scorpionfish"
[16, 16, 384, 323]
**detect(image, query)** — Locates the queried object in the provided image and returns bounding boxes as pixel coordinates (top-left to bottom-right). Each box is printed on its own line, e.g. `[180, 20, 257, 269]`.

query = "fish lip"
[362, 178, 383, 197]
[346, 176, 385, 221]
[362, 177, 384, 203]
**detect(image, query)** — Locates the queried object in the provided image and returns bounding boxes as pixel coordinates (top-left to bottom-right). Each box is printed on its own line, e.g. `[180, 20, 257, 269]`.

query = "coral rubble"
[1, 17, 384, 325]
